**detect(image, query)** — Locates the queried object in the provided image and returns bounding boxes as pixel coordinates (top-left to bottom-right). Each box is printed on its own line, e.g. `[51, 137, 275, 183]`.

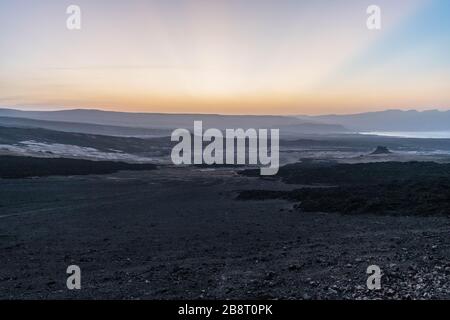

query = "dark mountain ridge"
[298, 109, 450, 131]
[0, 108, 347, 134]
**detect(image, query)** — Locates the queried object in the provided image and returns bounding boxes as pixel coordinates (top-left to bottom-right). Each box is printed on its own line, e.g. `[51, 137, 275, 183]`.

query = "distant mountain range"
[1, 108, 449, 135]
[2, 108, 450, 163]
[0, 108, 347, 135]
[0, 116, 170, 137]
[298, 109, 450, 132]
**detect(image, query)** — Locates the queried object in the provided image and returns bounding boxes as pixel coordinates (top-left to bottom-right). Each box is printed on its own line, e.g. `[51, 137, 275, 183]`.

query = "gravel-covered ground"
[1, 166, 450, 299]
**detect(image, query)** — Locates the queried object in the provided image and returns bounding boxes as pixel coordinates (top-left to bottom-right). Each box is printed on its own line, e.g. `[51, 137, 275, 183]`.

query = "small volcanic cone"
[370, 146, 392, 155]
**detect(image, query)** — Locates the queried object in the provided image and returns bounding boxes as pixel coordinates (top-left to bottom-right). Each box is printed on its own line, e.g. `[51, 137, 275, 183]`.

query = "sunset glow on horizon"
[1, 0, 449, 115]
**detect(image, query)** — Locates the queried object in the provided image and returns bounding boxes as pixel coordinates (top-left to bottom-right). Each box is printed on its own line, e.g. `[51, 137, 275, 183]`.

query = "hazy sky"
[0, 0, 449, 115]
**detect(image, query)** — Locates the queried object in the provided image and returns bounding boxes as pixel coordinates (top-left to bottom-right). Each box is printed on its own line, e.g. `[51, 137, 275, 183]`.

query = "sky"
[0, 0, 449, 115]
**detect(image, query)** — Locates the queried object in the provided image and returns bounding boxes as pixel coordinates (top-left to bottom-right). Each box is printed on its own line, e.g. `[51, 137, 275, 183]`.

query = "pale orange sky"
[1, 0, 449, 115]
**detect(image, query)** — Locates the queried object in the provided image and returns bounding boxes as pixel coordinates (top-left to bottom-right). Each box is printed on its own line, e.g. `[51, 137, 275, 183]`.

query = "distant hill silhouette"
[0, 116, 170, 137]
[298, 109, 450, 131]
[0, 108, 348, 135]
[3, 108, 450, 134]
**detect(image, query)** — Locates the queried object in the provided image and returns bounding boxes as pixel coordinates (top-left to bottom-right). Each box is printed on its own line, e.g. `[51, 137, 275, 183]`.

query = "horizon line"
[1, 106, 450, 118]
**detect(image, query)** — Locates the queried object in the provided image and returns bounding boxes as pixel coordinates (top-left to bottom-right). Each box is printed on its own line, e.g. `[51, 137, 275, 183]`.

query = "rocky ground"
[1, 166, 450, 299]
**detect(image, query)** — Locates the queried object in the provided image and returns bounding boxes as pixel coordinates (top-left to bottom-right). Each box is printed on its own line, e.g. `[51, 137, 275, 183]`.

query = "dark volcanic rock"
[238, 161, 450, 216]
[0, 155, 157, 179]
[1, 165, 450, 299]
